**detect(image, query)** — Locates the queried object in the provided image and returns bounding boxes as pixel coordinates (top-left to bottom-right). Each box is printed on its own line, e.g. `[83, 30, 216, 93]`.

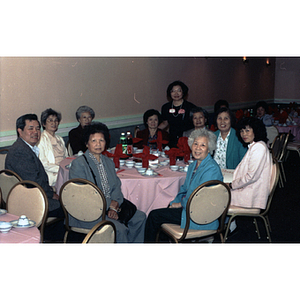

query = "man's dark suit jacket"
[5, 137, 60, 211]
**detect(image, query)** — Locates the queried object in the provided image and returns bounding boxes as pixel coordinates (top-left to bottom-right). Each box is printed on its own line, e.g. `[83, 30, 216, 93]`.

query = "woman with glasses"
[159, 81, 196, 148]
[37, 108, 68, 187]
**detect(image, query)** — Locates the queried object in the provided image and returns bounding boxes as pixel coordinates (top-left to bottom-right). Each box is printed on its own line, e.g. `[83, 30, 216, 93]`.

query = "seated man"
[5, 113, 63, 217]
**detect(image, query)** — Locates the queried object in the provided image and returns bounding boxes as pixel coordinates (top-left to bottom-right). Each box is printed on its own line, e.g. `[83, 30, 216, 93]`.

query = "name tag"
[169, 108, 175, 113]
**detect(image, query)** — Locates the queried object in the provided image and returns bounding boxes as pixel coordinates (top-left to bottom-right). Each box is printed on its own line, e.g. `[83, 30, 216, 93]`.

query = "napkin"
[149, 130, 169, 151]
[177, 137, 191, 163]
[132, 145, 158, 168]
[102, 144, 128, 168]
[165, 148, 184, 165]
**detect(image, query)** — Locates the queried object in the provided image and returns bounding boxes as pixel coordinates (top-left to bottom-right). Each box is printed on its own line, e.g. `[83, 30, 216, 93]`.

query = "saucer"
[141, 171, 158, 177]
[0, 209, 7, 216]
[10, 220, 36, 228]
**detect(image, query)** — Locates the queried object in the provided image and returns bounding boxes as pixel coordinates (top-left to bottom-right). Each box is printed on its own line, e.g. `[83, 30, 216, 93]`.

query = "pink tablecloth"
[55, 157, 187, 216]
[276, 125, 300, 141]
[55, 157, 234, 216]
[0, 213, 40, 243]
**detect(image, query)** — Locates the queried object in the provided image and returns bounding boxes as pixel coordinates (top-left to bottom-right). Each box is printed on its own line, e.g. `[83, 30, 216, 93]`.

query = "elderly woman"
[37, 108, 68, 187]
[69, 122, 146, 243]
[159, 80, 196, 148]
[68, 105, 95, 154]
[136, 109, 169, 149]
[144, 128, 223, 242]
[213, 107, 247, 169]
[183, 106, 209, 137]
[228, 117, 272, 209]
[255, 101, 273, 127]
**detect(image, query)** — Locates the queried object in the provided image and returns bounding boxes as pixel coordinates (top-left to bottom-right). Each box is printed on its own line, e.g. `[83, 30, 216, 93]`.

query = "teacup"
[145, 168, 154, 176]
[170, 165, 179, 171]
[183, 165, 189, 172]
[18, 215, 29, 226]
[137, 167, 146, 174]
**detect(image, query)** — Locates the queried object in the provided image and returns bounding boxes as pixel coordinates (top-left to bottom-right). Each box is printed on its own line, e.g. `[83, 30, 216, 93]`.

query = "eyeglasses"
[170, 89, 182, 93]
[47, 118, 59, 123]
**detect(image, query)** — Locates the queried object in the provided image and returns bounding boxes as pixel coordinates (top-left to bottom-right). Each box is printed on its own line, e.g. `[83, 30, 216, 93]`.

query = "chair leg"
[224, 215, 235, 241]
[253, 218, 261, 239]
[259, 216, 272, 242]
[265, 215, 272, 233]
[279, 162, 287, 182]
[63, 230, 69, 243]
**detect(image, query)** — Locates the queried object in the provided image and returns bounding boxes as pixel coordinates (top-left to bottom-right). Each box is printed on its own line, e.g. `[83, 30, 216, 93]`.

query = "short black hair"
[143, 109, 162, 128]
[41, 108, 62, 129]
[236, 117, 268, 146]
[255, 101, 268, 114]
[214, 99, 229, 114]
[215, 107, 236, 129]
[166, 80, 189, 101]
[83, 122, 110, 148]
[190, 106, 209, 126]
[16, 114, 40, 137]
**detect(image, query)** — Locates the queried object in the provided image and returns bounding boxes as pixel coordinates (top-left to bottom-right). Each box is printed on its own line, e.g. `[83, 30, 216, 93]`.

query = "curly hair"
[75, 105, 95, 121]
[188, 128, 217, 155]
[236, 117, 268, 146]
[83, 122, 110, 148]
[166, 80, 189, 102]
[190, 106, 209, 126]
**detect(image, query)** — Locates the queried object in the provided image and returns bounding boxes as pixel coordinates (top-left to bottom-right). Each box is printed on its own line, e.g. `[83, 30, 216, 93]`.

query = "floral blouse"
[214, 130, 231, 169]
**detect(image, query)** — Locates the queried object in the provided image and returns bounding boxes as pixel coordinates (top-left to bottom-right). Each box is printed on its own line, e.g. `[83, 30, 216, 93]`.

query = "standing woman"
[38, 108, 68, 187]
[159, 80, 196, 148]
[213, 107, 247, 169]
[68, 105, 95, 154]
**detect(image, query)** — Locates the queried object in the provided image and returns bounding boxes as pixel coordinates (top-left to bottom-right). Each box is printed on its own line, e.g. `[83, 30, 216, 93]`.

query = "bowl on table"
[145, 168, 154, 176]
[170, 165, 179, 171]
[160, 159, 169, 166]
[125, 161, 135, 168]
[137, 167, 146, 174]
[135, 162, 143, 168]
[119, 159, 125, 166]
[135, 149, 143, 154]
[188, 159, 194, 165]
[0, 221, 13, 233]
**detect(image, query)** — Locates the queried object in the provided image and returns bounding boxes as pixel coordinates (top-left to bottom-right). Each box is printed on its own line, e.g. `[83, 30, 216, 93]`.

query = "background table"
[276, 124, 300, 141]
[0, 213, 40, 243]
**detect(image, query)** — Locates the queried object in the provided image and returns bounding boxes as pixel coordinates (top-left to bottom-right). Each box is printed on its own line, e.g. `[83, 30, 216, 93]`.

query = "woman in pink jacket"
[228, 117, 272, 209]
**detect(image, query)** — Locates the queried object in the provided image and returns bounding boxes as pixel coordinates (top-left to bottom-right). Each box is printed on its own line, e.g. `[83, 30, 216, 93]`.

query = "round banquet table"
[0, 213, 40, 243]
[55, 157, 234, 216]
[276, 124, 300, 141]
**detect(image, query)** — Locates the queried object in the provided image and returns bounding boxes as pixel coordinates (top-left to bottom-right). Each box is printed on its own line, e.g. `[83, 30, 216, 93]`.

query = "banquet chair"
[59, 178, 107, 243]
[0, 169, 22, 209]
[66, 140, 73, 156]
[286, 140, 300, 160]
[82, 220, 116, 244]
[156, 180, 231, 243]
[6, 180, 48, 242]
[0, 149, 9, 171]
[223, 158, 279, 243]
[270, 131, 290, 188]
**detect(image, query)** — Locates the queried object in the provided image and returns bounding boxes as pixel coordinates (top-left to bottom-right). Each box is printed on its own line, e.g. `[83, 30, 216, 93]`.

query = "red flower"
[178, 109, 185, 114]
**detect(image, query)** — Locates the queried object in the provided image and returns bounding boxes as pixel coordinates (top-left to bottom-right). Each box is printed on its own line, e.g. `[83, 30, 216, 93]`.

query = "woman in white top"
[37, 108, 68, 187]
[228, 117, 272, 209]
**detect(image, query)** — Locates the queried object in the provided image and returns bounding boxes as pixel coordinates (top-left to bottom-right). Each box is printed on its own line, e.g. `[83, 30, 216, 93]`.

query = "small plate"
[10, 220, 36, 228]
[0, 209, 7, 216]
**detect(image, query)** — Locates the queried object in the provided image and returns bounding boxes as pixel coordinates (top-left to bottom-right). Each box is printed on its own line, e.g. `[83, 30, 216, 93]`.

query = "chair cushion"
[287, 143, 300, 150]
[228, 205, 260, 215]
[70, 227, 91, 234]
[161, 223, 217, 240]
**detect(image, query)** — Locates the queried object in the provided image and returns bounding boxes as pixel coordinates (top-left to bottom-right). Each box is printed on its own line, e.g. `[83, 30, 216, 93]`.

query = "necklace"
[171, 101, 183, 118]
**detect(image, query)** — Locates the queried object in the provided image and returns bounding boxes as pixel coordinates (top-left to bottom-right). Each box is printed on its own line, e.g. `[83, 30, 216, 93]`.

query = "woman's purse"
[117, 198, 137, 226]
[83, 155, 137, 226]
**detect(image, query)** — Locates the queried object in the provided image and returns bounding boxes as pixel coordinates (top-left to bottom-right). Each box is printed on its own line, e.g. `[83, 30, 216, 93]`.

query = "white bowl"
[119, 160, 125, 166]
[170, 165, 179, 171]
[137, 167, 146, 174]
[135, 149, 143, 154]
[183, 165, 189, 172]
[0, 221, 13, 233]
[188, 159, 194, 165]
[145, 168, 154, 176]
[160, 160, 169, 166]
[135, 162, 143, 168]
[125, 161, 135, 168]
[150, 164, 159, 169]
